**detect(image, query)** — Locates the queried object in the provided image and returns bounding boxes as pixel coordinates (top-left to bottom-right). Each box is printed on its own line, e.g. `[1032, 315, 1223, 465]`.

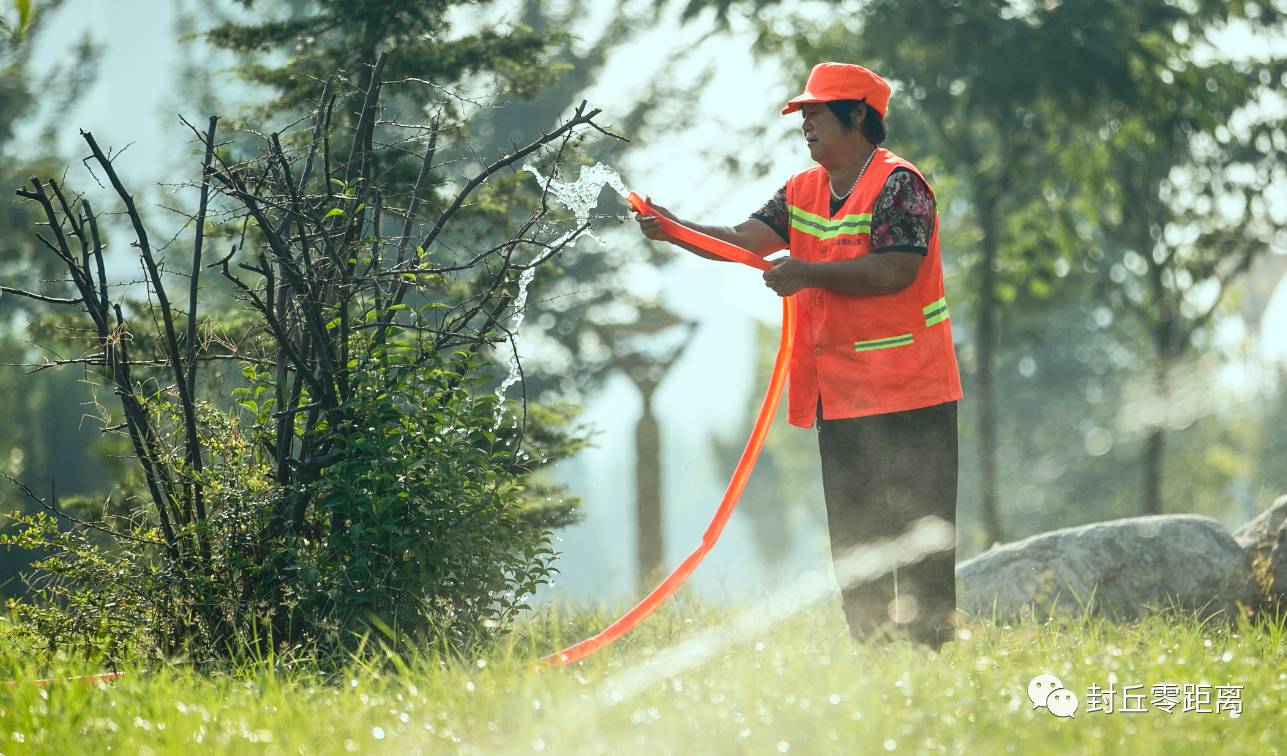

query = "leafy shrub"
[0, 59, 618, 667]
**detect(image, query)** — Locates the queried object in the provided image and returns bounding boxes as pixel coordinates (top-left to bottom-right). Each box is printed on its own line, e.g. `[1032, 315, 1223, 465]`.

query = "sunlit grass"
[1, 599, 1283, 754]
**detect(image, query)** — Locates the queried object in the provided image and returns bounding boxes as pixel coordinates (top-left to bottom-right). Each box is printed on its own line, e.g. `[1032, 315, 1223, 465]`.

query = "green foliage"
[1, 512, 144, 661]
[2, 295, 563, 669]
[202, 0, 564, 113]
[259, 346, 558, 653]
[0, 348, 564, 662]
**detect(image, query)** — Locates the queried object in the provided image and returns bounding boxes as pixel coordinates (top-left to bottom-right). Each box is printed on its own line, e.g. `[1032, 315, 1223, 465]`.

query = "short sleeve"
[870, 169, 935, 255]
[751, 185, 790, 243]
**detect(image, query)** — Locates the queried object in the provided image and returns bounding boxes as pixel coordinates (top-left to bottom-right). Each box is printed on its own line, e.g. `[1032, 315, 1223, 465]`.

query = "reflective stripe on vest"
[853, 333, 914, 352]
[788, 206, 872, 240]
[923, 296, 950, 327]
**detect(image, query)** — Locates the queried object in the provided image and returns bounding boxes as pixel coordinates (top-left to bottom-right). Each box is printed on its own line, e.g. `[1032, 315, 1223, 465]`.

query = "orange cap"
[781, 62, 891, 119]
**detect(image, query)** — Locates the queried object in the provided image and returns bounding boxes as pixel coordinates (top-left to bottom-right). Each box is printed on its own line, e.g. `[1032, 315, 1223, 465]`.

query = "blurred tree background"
[718, 0, 1287, 558]
[0, 0, 101, 596]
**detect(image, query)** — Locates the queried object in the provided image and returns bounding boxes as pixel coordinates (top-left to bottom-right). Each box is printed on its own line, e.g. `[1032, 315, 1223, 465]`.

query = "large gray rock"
[956, 515, 1258, 622]
[1232, 493, 1287, 563]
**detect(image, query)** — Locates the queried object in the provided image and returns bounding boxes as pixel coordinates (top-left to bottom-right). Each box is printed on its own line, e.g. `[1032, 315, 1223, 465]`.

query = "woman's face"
[800, 102, 863, 165]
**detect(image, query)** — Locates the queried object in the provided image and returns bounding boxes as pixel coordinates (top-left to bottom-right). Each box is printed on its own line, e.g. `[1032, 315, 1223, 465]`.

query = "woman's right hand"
[633, 195, 680, 243]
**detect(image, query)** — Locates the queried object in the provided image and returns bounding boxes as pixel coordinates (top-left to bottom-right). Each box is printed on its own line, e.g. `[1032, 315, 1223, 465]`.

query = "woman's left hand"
[762, 257, 814, 297]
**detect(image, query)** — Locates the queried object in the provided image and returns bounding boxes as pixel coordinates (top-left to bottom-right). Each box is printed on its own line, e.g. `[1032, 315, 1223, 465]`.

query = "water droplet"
[372, 727, 385, 740]
[520, 162, 630, 247]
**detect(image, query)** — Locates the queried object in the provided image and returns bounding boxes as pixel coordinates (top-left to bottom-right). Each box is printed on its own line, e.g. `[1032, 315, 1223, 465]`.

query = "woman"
[634, 62, 963, 649]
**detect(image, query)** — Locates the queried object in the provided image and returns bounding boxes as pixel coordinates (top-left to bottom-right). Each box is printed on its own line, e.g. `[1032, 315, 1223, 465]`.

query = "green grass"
[0, 599, 1283, 754]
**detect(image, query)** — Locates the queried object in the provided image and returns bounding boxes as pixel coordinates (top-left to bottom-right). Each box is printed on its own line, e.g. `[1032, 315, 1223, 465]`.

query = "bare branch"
[1, 474, 166, 547]
[394, 114, 439, 268]
[4, 352, 269, 374]
[343, 52, 388, 189]
[186, 116, 219, 405]
[0, 285, 82, 304]
[82, 130, 208, 553]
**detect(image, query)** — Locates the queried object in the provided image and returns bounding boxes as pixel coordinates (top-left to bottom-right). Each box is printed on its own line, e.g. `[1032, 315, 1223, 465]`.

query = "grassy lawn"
[0, 599, 1283, 754]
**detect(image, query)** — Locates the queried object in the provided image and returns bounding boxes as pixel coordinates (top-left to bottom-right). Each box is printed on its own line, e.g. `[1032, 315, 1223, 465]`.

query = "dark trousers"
[817, 400, 959, 648]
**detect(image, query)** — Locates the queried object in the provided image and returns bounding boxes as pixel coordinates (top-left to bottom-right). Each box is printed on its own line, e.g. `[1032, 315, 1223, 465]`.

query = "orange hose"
[625, 193, 775, 272]
[542, 194, 794, 666]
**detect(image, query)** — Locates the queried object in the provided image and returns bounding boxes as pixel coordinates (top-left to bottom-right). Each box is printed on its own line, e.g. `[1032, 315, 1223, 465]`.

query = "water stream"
[493, 162, 632, 429]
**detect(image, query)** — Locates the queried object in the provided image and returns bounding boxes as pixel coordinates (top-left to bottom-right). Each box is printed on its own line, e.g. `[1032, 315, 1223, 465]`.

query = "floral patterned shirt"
[751, 168, 935, 254]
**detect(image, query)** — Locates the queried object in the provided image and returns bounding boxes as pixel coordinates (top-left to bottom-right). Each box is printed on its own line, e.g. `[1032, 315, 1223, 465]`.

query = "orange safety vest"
[784, 147, 963, 428]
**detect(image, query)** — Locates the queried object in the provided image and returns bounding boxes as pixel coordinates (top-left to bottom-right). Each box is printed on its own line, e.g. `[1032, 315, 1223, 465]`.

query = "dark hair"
[825, 99, 886, 145]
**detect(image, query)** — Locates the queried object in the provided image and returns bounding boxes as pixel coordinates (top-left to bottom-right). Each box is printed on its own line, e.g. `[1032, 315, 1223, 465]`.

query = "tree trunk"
[1143, 427, 1164, 515]
[1143, 360, 1169, 515]
[976, 205, 1004, 546]
[635, 387, 663, 593]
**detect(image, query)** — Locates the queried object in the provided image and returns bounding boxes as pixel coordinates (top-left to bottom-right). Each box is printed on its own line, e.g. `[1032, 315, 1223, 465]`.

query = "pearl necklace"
[829, 147, 877, 202]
